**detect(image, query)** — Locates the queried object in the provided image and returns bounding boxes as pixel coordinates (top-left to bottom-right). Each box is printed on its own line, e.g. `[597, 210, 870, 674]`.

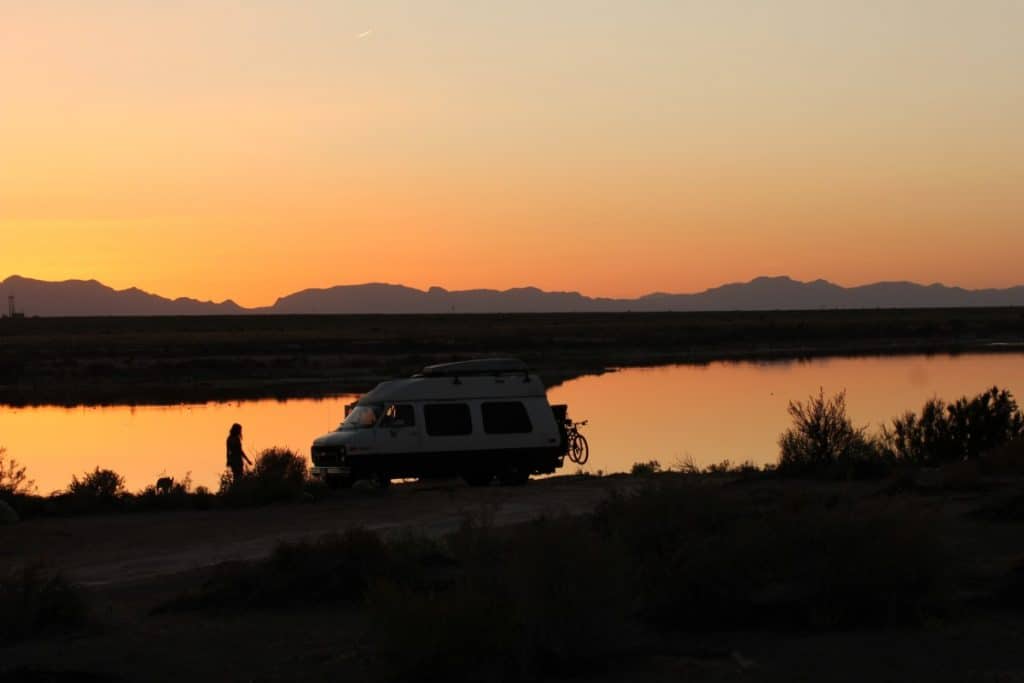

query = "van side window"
[424, 403, 472, 436]
[379, 404, 415, 428]
[481, 402, 533, 434]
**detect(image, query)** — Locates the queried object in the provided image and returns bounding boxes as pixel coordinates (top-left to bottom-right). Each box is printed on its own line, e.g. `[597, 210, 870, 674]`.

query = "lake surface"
[3, 352, 1024, 493]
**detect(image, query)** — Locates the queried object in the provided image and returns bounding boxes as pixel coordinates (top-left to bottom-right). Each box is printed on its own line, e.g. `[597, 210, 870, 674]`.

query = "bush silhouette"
[132, 473, 194, 512]
[68, 467, 125, 499]
[252, 447, 308, 486]
[778, 389, 881, 476]
[630, 460, 661, 475]
[64, 468, 127, 512]
[0, 449, 35, 498]
[219, 447, 309, 506]
[880, 387, 1024, 465]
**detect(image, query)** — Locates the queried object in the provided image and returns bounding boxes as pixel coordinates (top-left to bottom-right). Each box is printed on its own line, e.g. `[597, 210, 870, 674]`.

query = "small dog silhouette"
[155, 476, 174, 494]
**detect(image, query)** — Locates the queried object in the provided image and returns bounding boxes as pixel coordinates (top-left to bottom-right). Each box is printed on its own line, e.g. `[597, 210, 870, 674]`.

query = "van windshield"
[338, 405, 382, 430]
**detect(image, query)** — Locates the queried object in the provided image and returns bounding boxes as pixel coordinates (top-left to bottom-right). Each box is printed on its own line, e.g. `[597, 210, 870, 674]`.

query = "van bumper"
[311, 466, 352, 477]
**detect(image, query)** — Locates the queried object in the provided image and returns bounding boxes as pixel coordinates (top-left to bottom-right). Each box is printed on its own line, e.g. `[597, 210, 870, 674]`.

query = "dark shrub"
[880, 387, 1024, 465]
[996, 556, 1024, 610]
[68, 468, 124, 500]
[156, 528, 438, 612]
[880, 400, 957, 465]
[368, 516, 629, 682]
[0, 450, 35, 498]
[252, 447, 308, 486]
[778, 389, 884, 477]
[192, 485, 215, 510]
[62, 468, 127, 512]
[218, 447, 308, 506]
[947, 387, 1024, 458]
[704, 459, 762, 476]
[630, 460, 661, 476]
[970, 481, 1024, 522]
[593, 482, 942, 630]
[0, 565, 90, 642]
[130, 474, 194, 512]
[980, 438, 1024, 476]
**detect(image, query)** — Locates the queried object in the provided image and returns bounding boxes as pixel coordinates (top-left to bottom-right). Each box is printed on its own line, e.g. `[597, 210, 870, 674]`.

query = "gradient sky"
[2, 1, 1022, 307]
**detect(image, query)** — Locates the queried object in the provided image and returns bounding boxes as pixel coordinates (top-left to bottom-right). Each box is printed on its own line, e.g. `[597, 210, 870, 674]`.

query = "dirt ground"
[3, 474, 1024, 682]
[1, 477, 622, 588]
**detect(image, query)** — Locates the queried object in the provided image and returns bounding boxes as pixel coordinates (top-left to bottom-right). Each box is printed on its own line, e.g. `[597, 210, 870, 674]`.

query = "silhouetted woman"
[226, 423, 252, 481]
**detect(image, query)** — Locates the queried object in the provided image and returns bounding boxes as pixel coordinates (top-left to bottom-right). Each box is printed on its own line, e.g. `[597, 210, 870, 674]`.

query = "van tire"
[351, 469, 390, 489]
[462, 471, 493, 487]
[325, 474, 353, 490]
[498, 468, 529, 486]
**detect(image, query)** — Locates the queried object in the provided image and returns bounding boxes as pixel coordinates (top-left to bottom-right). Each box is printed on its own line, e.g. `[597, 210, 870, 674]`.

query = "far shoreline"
[3, 337, 1023, 408]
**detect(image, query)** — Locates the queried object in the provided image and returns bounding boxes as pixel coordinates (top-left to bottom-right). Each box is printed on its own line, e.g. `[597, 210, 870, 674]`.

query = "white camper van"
[310, 359, 570, 487]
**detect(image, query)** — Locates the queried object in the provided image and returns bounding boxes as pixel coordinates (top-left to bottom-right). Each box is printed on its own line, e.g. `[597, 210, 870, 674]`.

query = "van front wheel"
[325, 474, 353, 490]
[498, 468, 529, 486]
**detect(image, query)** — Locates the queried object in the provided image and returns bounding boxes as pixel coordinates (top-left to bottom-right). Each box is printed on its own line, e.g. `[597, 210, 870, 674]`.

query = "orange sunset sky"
[2, 1, 1022, 308]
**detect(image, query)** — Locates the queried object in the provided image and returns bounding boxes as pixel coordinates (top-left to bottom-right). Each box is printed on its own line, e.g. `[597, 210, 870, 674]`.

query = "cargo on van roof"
[416, 358, 528, 377]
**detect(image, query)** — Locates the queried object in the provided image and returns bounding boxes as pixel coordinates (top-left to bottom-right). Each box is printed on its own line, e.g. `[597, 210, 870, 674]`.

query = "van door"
[375, 403, 421, 472]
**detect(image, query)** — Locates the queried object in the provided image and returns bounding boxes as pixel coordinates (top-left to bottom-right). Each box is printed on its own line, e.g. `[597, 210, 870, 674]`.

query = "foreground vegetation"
[6, 462, 1024, 679]
[0, 447, 324, 520]
[1, 308, 1022, 405]
[144, 480, 946, 681]
[3, 438, 1024, 679]
[776, 385, 1024, 479]
[0, 565, 91, 644]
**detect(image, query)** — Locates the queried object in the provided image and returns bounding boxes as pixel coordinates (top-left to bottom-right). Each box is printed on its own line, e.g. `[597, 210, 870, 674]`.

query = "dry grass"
[0, 565, 91, 643]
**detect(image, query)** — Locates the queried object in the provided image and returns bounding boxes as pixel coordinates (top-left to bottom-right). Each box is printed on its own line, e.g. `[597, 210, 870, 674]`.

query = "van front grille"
[312, 447, 345, 466]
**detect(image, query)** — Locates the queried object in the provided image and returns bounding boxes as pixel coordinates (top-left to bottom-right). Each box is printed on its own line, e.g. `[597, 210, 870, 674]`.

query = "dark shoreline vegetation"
[2, 385, 1023, 679]
[1, 308, 1023, 406]
[1, 385, 1022, 520]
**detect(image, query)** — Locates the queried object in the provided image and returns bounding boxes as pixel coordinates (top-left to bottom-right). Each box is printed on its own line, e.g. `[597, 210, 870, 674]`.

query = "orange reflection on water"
[0, 396, 357, 493]
[546, 353, 1024, 474]
[2, 353, 1024, 493]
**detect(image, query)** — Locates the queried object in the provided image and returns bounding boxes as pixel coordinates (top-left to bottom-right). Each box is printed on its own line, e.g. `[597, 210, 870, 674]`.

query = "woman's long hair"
[229, 423, 242, 438]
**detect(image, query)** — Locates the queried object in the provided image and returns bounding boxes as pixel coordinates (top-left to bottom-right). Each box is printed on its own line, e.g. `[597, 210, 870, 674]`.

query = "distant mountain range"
[3, 274, 1024, 317]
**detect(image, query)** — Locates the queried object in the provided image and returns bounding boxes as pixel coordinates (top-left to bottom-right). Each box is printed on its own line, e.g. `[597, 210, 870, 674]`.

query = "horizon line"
[3, 272, 1024, 311]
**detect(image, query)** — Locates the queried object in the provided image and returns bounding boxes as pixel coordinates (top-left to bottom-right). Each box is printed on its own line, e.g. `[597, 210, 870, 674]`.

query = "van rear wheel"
[462, 470, 493, 487]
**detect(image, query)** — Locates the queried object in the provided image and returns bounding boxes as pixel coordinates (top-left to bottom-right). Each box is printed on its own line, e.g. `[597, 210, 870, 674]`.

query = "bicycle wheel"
[574, 433, 589, 465]
[567, 435, 579, 464]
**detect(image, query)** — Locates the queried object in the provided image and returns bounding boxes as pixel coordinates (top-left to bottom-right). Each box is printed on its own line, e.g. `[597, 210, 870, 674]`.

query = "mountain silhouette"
[3, 274, 1023, 317]
[267, 283, 612, 314]
[0, 275, 244, 316]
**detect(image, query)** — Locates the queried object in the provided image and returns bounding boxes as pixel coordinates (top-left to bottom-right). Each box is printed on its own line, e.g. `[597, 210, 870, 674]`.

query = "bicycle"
[565, 419, 589, 465]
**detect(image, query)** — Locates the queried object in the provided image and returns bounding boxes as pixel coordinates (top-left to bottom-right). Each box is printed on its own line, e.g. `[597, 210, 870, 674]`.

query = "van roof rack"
[416, 358, 529, 378]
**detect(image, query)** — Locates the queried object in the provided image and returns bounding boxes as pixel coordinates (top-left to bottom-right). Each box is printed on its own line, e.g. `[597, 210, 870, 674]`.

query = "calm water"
[3, 353, 1024, 492]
